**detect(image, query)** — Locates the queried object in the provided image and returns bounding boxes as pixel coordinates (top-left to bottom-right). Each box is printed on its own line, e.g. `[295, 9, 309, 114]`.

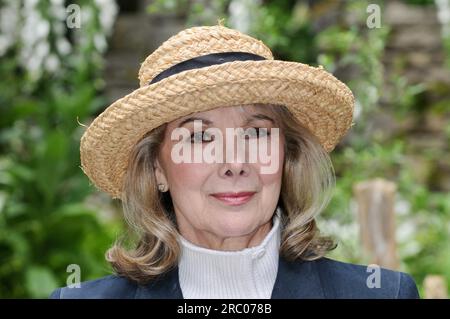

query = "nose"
[218, 127, 251, 178]
[219, 161, 250, 178]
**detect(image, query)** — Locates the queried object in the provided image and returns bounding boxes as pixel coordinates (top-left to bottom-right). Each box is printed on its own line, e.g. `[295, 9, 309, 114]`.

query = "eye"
[190, 131, 213, 143]
[244, 128, 271, 139]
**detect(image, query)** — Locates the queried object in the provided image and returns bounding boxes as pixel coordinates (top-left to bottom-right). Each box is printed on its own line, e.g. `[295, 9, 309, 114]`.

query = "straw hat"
[80, 24, 355, 199]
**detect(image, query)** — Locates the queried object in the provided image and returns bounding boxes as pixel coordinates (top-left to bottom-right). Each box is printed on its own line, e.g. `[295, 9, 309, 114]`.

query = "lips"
[210, 191, 256, 206]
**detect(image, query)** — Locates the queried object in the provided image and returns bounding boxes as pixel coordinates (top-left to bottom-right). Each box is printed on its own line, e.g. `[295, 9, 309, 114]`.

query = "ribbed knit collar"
[178, 208, 281, 299]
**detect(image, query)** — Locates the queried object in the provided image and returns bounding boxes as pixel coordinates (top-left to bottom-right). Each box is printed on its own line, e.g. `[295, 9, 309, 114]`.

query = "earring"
[157, 183, 167, 192]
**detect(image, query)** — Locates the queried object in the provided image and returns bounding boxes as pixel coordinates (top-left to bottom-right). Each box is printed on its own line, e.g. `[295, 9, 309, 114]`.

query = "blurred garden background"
[0, 0, 449, 298]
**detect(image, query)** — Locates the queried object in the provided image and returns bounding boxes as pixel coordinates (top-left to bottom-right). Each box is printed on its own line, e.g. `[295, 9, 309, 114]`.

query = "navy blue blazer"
[49, 257, 419, 299]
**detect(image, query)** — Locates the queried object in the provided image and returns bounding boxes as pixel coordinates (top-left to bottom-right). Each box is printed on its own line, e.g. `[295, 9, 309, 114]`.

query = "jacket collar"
[135, 266, 183, 299]
[135, 256, 326, 299]
[270, 257, 326, 298]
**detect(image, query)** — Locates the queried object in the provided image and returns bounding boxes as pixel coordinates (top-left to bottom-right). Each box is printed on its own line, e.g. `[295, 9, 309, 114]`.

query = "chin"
[211, 213, 259, 238]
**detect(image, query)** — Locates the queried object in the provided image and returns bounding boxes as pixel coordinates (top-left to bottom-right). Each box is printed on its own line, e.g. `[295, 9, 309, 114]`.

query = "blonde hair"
[107, 104, 337, 284]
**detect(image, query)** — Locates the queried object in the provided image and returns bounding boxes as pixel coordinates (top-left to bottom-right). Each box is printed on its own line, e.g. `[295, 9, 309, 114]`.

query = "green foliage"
[403, 0, 435, 5]
[442, 32, 450, 69]
[0, 0, 121, 298]
[147, 0, 190, 16]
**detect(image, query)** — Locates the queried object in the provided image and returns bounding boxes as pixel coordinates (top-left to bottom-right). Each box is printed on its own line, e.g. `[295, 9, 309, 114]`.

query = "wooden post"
[424, 275, 448, 299]
[353, 178, 399, 270]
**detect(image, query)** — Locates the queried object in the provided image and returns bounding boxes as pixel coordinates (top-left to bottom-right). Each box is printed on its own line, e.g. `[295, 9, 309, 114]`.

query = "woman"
[50, 25, 419, 299]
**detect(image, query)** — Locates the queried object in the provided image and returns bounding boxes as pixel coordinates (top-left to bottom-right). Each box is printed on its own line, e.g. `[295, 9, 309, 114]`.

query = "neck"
[178, 218, 273, 251]
[177, 209, 282, 299]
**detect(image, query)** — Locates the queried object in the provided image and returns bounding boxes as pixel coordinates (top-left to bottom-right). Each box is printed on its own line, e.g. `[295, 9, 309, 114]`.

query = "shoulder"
[49, 275, 138, 299]
[311, 257, 420, 299]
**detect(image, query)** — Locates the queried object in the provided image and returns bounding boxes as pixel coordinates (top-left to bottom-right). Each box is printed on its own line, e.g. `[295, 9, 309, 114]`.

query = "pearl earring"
[157, 183, 167, 192]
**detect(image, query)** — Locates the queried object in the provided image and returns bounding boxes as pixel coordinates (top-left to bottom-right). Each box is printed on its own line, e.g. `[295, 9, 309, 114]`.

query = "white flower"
[35, 41, 50, 59]
[50, 0, 64, 7]
[396, 220, 417, 243]
[95, 0, 119, 35]
[5, 0, 119, 78]
[435, 0, 450, 36]
[400, 240, 421, 257]
[24, 54, 42, 76]
[56, 38, 71, 55]
[35, 20, 50, 39]
[395, 198, 411, 216]
[0, 37, 10, 56]
[45, 54, 60, 72]
[353, 99, 362, 120]
[81, 6, 93, 26]
[20, 8, 50, 77]
[50, 1, 66, 21]
[94, 33, 107, 53]
[0, 0, 20, 56]
[24, 0, 39, 10]
[229, 0, 262, 33]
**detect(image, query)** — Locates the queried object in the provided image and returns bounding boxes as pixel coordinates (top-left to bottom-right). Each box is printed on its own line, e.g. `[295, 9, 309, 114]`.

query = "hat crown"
[138, 25, 274, 87]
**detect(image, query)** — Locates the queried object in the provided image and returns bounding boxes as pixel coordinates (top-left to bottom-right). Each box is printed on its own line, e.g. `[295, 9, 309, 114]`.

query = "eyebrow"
[176, 113, 275, 128]
[177, 117, 213, 128]
[244, 114, 275, 125]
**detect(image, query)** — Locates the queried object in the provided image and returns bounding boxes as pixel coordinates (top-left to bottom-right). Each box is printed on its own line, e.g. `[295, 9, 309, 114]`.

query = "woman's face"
[155, 105, 284, 249]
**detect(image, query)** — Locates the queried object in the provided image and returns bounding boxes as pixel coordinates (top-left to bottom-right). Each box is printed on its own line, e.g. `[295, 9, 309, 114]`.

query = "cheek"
[164, 162, 211, 190]
[256, 135, 285, 181]
[258, 170, 283, 200]
[260, 168, 283, 184]
[258, 162, 283, 210]
[160, 137, 209, 190]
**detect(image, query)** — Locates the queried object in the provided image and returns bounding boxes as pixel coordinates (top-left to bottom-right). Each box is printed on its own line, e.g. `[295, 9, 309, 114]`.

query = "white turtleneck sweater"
[178, 209, 281, 299]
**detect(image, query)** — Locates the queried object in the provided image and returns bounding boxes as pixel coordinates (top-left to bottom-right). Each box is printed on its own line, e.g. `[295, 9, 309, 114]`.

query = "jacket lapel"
[135, 266, 184, 299]
[271, 257, 326, 299]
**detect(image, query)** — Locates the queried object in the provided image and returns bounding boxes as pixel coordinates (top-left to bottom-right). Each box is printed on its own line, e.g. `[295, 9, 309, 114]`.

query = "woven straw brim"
[80, 59, 354, 199]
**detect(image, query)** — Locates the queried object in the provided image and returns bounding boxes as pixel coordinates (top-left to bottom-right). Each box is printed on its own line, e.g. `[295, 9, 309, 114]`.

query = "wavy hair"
[106, 104, 337, 284]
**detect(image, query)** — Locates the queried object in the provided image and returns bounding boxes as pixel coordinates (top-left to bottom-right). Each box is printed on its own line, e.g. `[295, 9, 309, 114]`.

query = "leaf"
[25, 266, 58, 298]
[35, 130, 69, 206]
[0, 230, 30, 274]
